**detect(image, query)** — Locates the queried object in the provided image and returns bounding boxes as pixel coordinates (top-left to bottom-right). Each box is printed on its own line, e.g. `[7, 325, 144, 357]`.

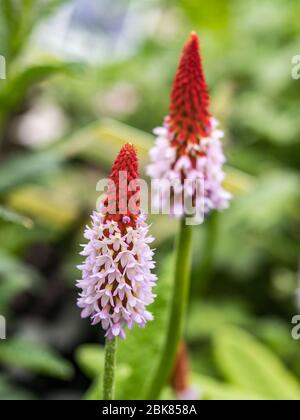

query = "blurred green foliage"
[0, 0, 299, 400]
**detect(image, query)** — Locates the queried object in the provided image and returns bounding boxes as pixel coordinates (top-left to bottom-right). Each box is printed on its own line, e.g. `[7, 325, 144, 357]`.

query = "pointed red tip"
[169, 32, 212, 143]
[188, 31, 199, 47]
[110, 143, 139, 183]
[181, 32, 200, 63]
[104, 143, 140, 229]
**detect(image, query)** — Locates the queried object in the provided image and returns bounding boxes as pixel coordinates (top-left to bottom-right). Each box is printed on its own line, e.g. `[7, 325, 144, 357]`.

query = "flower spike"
[77, 144, 157, 340]
[147, 32, 231, 216]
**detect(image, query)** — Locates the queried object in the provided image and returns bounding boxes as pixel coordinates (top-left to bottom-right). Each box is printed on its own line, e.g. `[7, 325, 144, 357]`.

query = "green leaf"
[0, 121, 100, 195]
[7, 184, 79, 232]
[191, 374, 265, 401]
[180, 0, 230, 31]
[187, 300, 252, 341]
[77, 118, 153, 174]
[216, 170, 300, 274]
[84, 375, 102, 401]
[0, 205, 33, 228]
[0, 63, 82, 127]
[75, 346, 105, 379]
[0, 151, 62, 194]
[225, 171, 300, 231]
[213, 326, 300, 400]
[0, 338, 74, 380]
[0, 0, 68, 61]
[223, 167, 255, 196]
[0, 251, 41, 314]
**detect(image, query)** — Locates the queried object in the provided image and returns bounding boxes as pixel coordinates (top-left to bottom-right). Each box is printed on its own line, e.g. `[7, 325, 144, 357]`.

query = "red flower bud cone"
[104, 143, 140, 230]
[169, 32, 212, 145]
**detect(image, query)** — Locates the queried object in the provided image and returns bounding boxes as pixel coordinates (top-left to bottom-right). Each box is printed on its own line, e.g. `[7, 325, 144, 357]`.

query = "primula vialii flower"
[171, 342, 198, 400]
[77, 144, 157, 339]
[147, 32, 231, 216]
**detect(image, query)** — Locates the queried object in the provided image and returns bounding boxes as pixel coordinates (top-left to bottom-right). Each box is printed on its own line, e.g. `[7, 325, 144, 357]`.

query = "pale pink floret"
[77, 212, 157, 339]
[147, 117, 231, 215]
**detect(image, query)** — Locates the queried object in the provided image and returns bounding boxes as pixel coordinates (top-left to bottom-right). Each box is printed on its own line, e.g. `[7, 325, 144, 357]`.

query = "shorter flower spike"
[170, 342, 198, 400]
[147, 32, 231, 216]
[77, 144, 157, 339]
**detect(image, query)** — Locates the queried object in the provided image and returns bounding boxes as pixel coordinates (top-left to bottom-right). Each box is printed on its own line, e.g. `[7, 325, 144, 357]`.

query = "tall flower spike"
[147, 32, 231, 215]
[77, 144, 157, 340]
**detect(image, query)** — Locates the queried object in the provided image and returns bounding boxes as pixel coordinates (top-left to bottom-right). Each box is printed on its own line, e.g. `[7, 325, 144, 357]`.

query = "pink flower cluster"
[77, 211, 157, 339]
[147, 117, 231, 215]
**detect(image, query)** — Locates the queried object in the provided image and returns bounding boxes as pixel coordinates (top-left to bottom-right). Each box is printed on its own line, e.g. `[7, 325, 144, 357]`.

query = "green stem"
[146, 219, 193, 399]
[102, 337, 117, 400]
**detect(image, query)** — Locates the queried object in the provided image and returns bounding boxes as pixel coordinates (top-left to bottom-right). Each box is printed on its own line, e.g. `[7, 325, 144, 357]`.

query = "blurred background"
[0, 0, 299, 400]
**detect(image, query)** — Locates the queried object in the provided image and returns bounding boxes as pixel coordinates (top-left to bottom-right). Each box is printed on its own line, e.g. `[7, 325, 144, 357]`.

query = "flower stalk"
[146, 219, 193, 399]
[103, 337, 117, 400]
